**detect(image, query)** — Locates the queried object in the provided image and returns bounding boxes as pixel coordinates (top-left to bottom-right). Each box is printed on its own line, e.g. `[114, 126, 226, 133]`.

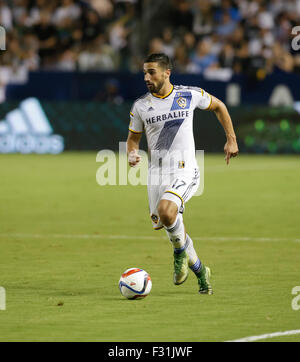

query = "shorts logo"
[178, 161, 185, 169]
[151, 214, 159, 224]
[176, 97, 187, 109]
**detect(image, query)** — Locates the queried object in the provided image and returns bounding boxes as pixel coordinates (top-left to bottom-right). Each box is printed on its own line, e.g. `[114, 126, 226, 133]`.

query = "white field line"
[0, 233, 299, 243]
[226, 329, 300, 342]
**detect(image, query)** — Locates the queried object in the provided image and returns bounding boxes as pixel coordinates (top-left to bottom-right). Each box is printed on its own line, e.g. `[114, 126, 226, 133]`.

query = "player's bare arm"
[126, 130, 142, 167]
[209, 95, 239, 165]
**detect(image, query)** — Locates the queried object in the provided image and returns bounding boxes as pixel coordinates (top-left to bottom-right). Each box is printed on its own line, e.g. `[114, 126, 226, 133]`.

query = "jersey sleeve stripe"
[129, 128, 143, 134]
[203, 94, 212, 110]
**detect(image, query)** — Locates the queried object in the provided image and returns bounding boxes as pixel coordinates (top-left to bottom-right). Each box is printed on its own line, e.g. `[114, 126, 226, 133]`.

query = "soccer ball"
[119, 268, 152, 299]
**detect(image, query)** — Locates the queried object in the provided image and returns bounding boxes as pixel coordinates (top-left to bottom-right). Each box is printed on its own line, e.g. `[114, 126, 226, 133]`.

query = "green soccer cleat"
[173, 250, 189, 285]
[197, 266, 213, 295]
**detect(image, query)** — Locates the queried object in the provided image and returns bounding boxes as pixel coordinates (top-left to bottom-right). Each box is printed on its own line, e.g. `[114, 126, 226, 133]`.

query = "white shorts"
[148, 168, 200, 230]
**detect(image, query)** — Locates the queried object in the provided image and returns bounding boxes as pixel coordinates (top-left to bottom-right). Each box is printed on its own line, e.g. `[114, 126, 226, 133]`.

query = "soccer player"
[126, 53, 238, 294]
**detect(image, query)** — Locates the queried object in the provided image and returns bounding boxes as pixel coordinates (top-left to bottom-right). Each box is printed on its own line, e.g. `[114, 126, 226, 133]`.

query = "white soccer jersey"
[129, 85, 212, 174]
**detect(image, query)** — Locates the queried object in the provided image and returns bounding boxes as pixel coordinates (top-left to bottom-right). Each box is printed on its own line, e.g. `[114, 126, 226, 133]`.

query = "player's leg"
[176, 178, 212, 295]
[158, 199, 184, 249]
[148, 174, 164, 231]
[186, 232, 212, 294]
[148, 172, 212, 293]
[161, 175, 213, 294]
[157, 198, 189, 285]
[158, 197, 206, 287]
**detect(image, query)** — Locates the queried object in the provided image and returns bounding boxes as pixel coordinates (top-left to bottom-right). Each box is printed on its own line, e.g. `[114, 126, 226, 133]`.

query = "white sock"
[164, 213, 186, 253]
[185, 234, 203, 274]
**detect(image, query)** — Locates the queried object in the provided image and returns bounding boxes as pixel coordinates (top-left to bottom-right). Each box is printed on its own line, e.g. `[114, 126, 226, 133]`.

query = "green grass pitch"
[0, 152, 299, 342]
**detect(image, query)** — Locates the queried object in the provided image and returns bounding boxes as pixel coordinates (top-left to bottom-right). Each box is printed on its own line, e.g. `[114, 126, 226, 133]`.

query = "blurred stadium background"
[0, 0, 300, 154]
[1, 0, 300, 343]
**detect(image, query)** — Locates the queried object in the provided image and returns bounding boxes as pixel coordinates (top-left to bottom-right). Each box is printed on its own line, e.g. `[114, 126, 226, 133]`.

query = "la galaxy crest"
[171, 91, 192, 111]
[151, 214, 159, 224]
[176, 95, 187, 109]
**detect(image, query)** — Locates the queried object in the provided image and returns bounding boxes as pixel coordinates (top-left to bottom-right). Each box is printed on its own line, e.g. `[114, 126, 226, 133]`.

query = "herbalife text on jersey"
[146, 110, 190, 124]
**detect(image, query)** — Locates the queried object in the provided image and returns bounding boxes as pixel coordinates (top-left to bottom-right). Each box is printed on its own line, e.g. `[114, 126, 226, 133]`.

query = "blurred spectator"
[275, 11, 293, 43]
[214, 0, 241, 23]
[269, 0, 285, 16]
[109, 23, 128, 52]
[161, 27, 177, 59]
[173, 43, 190, 73]
[82, 10, 103, 42]
[272, 41, 294, 72]
[52, 0, 81, 27]
[33, 10, 58, 66]
[209, 33, 223, 55]
[182, 32, 196, 59]
[232, 41, 250, 74]
[26, 0, 52, 27]
[0, 0, 300, 78]
[192, 0, 214, 36]
[216, 12, 238, 38]
[148, 38, 164, 54]
[230, 24, 245, 49]
[244, 15, 261, 41]
[55, 49, 77, 70]
[218, 42, 236, 69]
[257, 2, 274, 29]
[22, 48, 40, 70]
[88, 0, 113, 18]
[0, 0, 13, 30]
[188, 39, 218, 74]
[77, 35, 118, 71]
[170, 0, 194, 33]
[11, 0, 30, 27]
[0, 65, 11, 103]
[247, 51, 268, 79]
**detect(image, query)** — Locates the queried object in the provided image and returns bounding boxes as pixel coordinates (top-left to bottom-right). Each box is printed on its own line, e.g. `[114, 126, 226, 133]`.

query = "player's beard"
[148, 78, 165, 94]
